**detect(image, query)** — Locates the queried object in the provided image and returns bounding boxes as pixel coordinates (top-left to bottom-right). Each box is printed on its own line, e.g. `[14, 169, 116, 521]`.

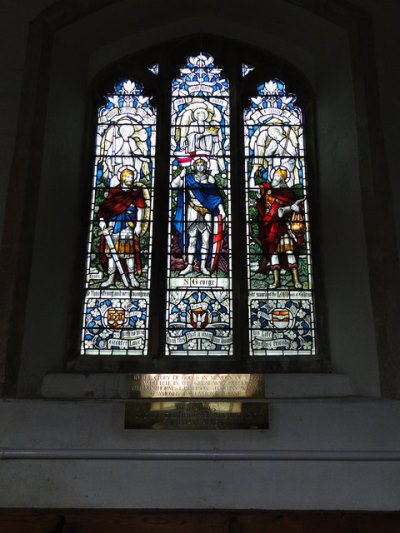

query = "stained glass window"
[166, 54, 233, 355]
[81, 80, 156, 355]
[242, 64, 254, 77]
[80, 50, 318, 361]
[148, 64, 159, 76]
[244, 79, 316, 355]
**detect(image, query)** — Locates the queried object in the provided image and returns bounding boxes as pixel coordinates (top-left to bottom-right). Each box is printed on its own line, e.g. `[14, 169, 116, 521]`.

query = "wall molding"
[2, 448, 400, 461]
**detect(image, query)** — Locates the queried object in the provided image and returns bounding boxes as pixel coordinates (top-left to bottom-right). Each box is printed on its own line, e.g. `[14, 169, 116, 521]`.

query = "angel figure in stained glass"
[100, 121, 150, 184]
[97, 166, 150, 288]
[174, 101, 226, 176]
[256, 167, 305, 289]
[171, 157, 226, 276]
[249, 124, 299, 185]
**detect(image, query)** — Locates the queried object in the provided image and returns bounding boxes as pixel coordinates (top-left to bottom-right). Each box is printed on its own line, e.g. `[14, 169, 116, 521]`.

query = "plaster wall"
[1, 0, 399, 250]
[16, 0, 379, 396]
[0, 0, 399, 511]
[349, 0, 400, 254]
[0, 0, 53, 242]
[1, 398, 400, 509]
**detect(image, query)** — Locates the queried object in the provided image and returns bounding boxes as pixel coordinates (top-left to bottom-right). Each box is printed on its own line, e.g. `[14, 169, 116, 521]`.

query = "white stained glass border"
[249, 290, 316, 356]
[81, 290, 149, 356]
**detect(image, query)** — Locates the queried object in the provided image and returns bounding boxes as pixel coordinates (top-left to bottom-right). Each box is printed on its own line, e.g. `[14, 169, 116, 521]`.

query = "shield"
[271, 308, 291, 330]
[190, 307, 209, 329]
[106, 307, 126, 329]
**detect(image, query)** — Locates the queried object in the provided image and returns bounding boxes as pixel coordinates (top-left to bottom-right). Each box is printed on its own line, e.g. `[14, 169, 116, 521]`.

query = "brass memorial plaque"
[125, 374, 267, 429]
[125, 400, 269, 430]
[129, 373, 264, 399]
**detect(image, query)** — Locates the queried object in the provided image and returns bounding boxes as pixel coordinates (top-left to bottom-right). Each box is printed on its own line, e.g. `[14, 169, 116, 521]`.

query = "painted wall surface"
[0, 0, 399, 510]
[14, 0, 381, 395]
[1, 398, 400, 509]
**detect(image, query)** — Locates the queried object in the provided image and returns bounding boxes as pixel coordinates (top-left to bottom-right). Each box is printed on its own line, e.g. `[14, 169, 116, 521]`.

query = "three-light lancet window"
[81, 52, 316, 358]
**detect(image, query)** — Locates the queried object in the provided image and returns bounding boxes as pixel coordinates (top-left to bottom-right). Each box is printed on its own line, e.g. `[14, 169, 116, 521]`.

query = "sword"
[211, 214, 223, 273]
[134, 234, 142, 276]
[100, 227, 130, 288]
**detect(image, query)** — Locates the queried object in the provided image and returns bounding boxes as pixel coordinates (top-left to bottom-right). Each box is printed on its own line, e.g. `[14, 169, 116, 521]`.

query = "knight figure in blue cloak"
[171, 158, 226, 276]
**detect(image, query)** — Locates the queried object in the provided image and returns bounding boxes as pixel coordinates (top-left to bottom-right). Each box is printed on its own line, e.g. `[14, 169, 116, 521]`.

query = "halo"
[270, 166, 289, 182]
[109, 165, 136, 188]
[193, 107, 208, 121]
[192, 155, 210, 168]
[118, 165, 136, 178]
[119, 123, 134, 135]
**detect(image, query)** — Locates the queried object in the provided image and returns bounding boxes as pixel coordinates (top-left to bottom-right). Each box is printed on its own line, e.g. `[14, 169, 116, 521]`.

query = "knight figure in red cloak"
[256, 167, 305, 289]
[97, 166, 147, 288]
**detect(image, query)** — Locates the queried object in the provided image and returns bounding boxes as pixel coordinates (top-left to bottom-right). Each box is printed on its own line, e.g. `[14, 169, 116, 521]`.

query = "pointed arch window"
[245, 80, 316, 355]
[80, 46, 319, 367]
[166, 54, 233, 355]
[81, 80, 156, 355]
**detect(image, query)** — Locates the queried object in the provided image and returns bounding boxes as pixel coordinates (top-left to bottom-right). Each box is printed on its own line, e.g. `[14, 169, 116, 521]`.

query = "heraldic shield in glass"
[244, 79, 316, 355]
[81, 79, 156, 355]
[166, 53, 233, 355]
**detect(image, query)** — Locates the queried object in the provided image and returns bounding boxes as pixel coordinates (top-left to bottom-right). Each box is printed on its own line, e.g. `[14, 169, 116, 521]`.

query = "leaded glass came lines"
[166, 54, 233, 355]
[81, 80, 156, 355]
[80, 53, 318, 361]
[244, 79, 316, 355]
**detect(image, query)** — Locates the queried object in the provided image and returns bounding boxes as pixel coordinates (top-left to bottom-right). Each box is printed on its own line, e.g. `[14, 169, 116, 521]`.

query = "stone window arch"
[1, 6, 390, 399]
[78, 36, 324, 373]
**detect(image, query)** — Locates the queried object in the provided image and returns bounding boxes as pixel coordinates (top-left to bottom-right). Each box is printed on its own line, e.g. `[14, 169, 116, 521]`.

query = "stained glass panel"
[166, 54, 233, 355]
[242, 64, 255, 77]
[148, 64, 159, 76]
[81, 79, 156, 355]
[244, 79, 316, 355]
